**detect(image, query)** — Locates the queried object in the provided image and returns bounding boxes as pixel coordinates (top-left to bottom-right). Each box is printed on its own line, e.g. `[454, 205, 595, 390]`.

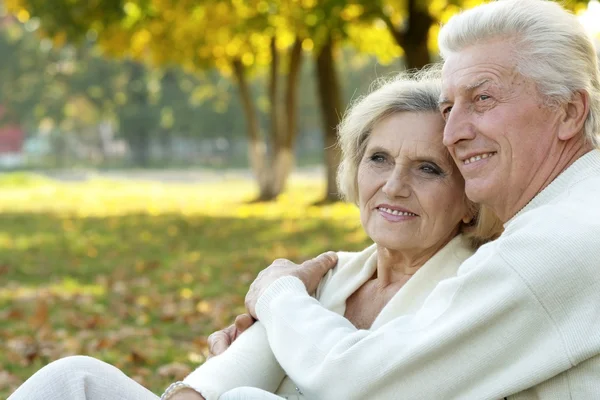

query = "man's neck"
[497, 138, 594, 222]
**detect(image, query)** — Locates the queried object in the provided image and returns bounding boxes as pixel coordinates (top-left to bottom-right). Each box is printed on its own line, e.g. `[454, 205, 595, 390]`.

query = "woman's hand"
[169, 388, 206, 400]
[245, 252, 338, 319]
[206, 313, 255, 358]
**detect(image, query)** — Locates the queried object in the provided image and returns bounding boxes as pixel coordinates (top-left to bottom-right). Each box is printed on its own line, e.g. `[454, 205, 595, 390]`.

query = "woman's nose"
[381, 168, 411, 198]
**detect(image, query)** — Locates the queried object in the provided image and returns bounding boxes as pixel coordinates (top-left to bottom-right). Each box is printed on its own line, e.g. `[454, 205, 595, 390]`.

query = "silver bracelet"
[160, 381, 194, 399]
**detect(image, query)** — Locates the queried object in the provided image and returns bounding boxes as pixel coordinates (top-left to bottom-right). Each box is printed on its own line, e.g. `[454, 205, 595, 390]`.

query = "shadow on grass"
[0, 211, 371, 397]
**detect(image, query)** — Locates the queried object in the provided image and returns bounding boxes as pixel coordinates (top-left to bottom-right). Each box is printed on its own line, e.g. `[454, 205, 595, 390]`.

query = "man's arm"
[248, 241, 593, 399]
[182, 322, 286, 400]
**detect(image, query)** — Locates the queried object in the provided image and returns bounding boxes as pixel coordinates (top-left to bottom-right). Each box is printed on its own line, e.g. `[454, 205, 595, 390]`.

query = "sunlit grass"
[0, 174, 370, 397]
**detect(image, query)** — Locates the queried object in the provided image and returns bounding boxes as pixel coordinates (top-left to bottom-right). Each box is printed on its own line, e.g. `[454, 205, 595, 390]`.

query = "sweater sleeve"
[183, 322, 285, 400]
[255, 222, 600, 400]
[181, 250, 360, 400]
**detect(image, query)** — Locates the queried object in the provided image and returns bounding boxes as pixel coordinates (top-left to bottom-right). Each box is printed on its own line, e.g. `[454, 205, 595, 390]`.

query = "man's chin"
[464, 182, 495, 205]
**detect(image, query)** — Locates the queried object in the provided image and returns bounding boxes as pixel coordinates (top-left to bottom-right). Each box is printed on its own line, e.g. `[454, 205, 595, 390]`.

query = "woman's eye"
[477, 94, 491, 101]
[420, 164, 442, 175]
[441, 106, 452, 119]
[369, 154, 386, 163]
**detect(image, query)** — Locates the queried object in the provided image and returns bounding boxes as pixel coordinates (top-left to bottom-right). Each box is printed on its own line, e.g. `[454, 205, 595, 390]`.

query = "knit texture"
[256, 150, 600, 400]
[184, 235, 473, 399]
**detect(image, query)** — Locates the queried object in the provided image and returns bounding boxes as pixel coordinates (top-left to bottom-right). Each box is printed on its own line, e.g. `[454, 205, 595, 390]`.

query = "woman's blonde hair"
[336, 65, 503, 248]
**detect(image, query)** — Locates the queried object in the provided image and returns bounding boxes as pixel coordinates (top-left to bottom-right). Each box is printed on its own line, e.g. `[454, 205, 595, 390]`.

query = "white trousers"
[8, 356, 159, 400]
[7, 356, 286, 400]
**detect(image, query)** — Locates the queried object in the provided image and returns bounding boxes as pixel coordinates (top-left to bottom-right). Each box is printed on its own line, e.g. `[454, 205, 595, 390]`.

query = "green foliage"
[0, 176, 371, 397]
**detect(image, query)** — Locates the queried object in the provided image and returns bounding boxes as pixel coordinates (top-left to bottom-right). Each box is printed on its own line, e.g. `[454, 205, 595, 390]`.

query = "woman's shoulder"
[334, 243, 378, 270]
[315, 243, 378, 302]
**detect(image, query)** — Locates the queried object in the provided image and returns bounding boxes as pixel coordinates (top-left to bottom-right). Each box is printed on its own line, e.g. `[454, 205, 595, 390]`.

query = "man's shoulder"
[506, 173, 600, 241]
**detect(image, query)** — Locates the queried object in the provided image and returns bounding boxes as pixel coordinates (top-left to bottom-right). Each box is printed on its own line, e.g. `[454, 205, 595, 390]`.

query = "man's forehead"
[440, 76, 492, 97]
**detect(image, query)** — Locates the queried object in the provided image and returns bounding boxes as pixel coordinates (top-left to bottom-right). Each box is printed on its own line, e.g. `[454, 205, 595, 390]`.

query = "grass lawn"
[0, 173, 371, 398]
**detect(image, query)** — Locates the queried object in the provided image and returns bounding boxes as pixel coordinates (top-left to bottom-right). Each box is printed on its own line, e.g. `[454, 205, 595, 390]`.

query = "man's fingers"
[234, 313, 255, 336]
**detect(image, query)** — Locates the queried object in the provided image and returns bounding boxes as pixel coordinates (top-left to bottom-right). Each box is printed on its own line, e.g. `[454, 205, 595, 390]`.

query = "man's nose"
[442, 106, 475, 148]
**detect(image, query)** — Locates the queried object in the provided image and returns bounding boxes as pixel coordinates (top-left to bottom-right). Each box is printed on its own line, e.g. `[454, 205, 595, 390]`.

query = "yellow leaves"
[188, 352, 204, 364]
[257, 1, 270, 14]
[15, 8, 29, 22]
[52, 31, 67, 47]
[346, 22, 403, 65]
[136, 295, 151, 307]
[302, 38, 314, 51]
[277, 31, 296, 49]
[3, 0, 25, 14]
[428, 0, 448, 19]
[241, 53, 255, 66]
[439, 4, 462, 24]
[179, 287, 193, 299]
[187, 251, 201, 263]
[304, 13, 318, 26]
[182, 273, 194, 284]
[124, 2, 143, 27]
[226, 37, 244, 57]
[131, 29, 152, 57]
[196, 300, 212, 314]
[87, 247, 98, 258]
[301, 0, 317, 9]
[340, 4, 364, 21]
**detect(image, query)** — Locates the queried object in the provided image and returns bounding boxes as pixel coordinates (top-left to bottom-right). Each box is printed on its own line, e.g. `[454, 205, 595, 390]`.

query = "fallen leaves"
[0, 177, 370, 398]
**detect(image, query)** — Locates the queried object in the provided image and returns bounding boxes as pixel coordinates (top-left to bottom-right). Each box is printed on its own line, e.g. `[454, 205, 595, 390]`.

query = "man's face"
[440, 40, 562, 221]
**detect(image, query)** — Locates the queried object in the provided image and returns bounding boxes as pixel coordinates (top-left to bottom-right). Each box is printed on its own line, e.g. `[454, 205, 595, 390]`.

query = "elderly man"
[209, 0, 600, 399]
[6, 1, 599, 399]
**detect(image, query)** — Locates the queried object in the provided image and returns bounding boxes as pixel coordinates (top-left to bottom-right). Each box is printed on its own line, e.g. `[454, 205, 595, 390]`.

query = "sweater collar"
[505, 149, 600, 227]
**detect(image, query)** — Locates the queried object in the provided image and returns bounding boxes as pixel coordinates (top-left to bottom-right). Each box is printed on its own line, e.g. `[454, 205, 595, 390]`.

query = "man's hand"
[206, 313, 255, 358]
[245, 252, 338, 319]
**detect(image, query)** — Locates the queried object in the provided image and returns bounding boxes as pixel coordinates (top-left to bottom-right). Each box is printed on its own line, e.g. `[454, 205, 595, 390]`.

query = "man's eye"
[477, 94, 491, 101]
[442, 106, 452, 118]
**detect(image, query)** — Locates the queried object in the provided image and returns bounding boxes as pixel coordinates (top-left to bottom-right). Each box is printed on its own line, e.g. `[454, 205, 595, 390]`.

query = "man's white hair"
[438, 0, 600, 148]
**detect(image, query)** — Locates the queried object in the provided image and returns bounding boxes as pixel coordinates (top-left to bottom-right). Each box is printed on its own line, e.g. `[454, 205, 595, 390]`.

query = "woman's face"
[357, 111, 470, 255]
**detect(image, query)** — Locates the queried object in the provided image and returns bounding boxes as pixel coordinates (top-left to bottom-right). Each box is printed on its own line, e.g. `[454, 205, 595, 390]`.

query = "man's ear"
[558, 89, 589, 141]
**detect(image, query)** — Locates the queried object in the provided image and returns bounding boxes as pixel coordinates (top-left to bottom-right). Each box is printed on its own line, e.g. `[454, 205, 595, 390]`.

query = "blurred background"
[1, 0, 599, 396]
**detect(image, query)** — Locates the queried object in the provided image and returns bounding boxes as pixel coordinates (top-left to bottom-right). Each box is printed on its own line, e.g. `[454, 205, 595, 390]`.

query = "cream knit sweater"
[183, 235, 474, 399]
[254, 150, 600, 399]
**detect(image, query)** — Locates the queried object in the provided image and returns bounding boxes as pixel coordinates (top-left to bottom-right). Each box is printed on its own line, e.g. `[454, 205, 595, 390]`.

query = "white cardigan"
[255, 150, 600, 400]
[183, 235, 474, 399]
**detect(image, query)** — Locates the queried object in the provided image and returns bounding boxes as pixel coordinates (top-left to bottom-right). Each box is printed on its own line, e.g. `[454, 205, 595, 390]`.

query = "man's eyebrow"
[438, 78, 491, 106]
[465, 78, 490, 91]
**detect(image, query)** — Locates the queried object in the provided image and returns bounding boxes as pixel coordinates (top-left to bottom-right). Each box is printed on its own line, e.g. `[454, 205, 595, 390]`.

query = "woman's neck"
[374, 234, 457, 287]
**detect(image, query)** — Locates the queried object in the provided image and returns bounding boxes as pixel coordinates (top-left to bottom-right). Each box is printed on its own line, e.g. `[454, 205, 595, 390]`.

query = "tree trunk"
[233, 37, 304, 201]
[122, 61, 151, 167]
[271, 38, 303, 196]
[315, 36, 343, 202]
[232, 58, 273, 200]
[382, 0, 433, 69]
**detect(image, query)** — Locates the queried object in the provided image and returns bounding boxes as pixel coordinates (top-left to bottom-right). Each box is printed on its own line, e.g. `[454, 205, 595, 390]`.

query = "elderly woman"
[8, 70, 502, 400]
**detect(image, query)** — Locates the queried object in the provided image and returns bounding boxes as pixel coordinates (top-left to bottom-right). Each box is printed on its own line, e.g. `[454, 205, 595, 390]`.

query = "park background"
[1, 0, 599, 396]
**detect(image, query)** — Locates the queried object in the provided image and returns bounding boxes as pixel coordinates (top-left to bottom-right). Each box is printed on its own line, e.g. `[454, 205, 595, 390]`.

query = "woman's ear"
[558, 89, 589, 141]
[462, 200, 477, 225]
[462, 214, 474, 224]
